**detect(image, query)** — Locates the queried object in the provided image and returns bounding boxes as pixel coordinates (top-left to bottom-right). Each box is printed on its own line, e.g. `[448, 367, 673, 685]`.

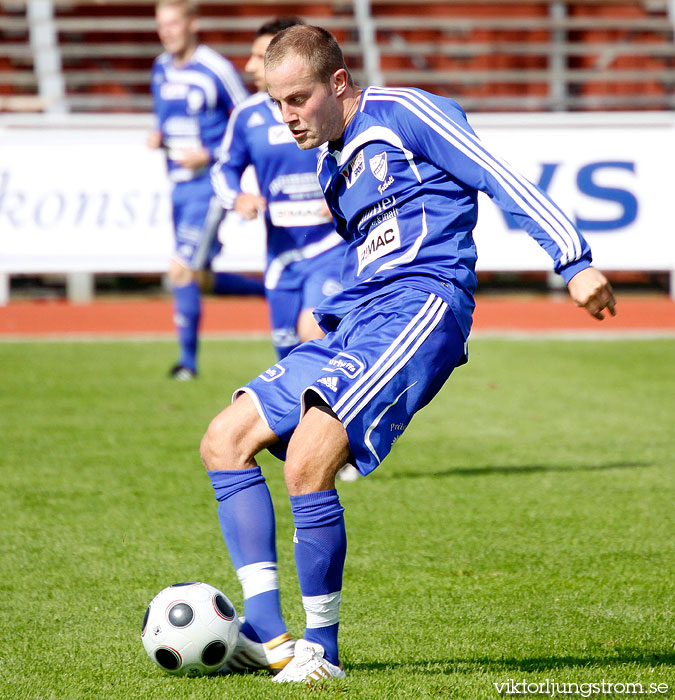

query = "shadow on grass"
[348, 648, 675, 674]
[380, 461, 652, 480]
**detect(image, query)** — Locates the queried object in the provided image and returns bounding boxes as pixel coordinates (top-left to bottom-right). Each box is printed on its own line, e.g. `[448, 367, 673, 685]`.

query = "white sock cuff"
[236, 561, 279, 599]
[302, 591, 342, 628]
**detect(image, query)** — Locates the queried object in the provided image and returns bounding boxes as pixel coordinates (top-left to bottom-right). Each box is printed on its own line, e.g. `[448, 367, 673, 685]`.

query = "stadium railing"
[1, 0, 674, 302]
[3, 0, 674, 114]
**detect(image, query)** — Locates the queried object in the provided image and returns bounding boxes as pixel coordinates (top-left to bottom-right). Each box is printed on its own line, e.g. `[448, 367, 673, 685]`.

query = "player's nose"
[277, 103, 294, 123]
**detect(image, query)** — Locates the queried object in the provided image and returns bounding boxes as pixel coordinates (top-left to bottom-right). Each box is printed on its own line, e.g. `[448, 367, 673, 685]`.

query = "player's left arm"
[211, 105, 252, 210]
[392, 93, 609, 313]
[210, 57, 248, 164]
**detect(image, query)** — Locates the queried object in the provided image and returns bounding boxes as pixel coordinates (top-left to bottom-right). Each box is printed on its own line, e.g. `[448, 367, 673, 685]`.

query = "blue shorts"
[236, 288, 467, 475]
[266, 247, 343, 358]
[172, 184, 224, 270]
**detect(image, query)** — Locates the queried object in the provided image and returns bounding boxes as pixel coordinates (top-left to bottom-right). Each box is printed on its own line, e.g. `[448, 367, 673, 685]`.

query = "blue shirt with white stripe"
[316, 86, 593, 338]
[211, 92, 343, 290]
[151, 45, 248, 187]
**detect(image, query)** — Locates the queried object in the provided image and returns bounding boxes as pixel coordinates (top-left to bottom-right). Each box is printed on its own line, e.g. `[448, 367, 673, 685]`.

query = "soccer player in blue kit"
[200, 26, 617, 682]
[148, 0, 261, 380]
[211, 17, 345, 360]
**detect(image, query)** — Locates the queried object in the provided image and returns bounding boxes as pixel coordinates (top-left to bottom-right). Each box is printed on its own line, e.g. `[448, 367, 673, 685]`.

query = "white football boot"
[220, 626, 295, 674]
[272, 639, 345, 683]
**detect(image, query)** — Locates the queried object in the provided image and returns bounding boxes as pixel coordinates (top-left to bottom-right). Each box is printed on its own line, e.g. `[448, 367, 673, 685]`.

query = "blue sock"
[172, 282, 200, 372]
[212, 272, 265, 296]
[208, 468, 287, 643]
[290, 489, 346, 666]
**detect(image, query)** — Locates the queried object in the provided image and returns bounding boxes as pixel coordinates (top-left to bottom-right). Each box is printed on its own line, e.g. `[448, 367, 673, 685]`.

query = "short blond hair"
[265, 25, 354, 87]
[155, 0, 198, 18]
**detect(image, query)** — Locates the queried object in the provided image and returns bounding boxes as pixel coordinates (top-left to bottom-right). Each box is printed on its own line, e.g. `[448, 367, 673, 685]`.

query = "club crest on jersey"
[260, 363, 286, 382]
[369, 152, 388, 181]
[356, 217, 401, 275]
[340, 150, 365, 189]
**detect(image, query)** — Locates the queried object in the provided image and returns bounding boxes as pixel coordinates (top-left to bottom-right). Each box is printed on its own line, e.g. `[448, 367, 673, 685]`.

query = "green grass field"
[1, 337, 673, 700]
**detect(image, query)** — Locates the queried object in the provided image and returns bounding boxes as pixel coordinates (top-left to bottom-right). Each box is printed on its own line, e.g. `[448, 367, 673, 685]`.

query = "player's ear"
[333, 69, 349, 97]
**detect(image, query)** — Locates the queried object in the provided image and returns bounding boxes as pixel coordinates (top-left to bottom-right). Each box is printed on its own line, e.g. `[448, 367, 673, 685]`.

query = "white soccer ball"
[141, 582, 240, 676]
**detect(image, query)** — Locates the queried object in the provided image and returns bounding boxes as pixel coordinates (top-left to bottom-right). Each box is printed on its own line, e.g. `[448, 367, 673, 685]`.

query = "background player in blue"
[211, 17, 345, 360]
[200, 26, 617, 683]
[148, 0, 259, 380]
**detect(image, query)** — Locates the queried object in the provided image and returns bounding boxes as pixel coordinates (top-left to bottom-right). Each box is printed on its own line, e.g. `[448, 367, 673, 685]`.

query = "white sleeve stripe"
[211, 168, 238, 209]
[211, 102, 249, 209]
[365, 87, 582, 265]
[196, 47, 248, 104]
[317, 146, 330, 181]
[368, 88, 579, 264]
[415, 89, 584, 261]
[378, 87, 583, 263]
[216, 103, 240, 158]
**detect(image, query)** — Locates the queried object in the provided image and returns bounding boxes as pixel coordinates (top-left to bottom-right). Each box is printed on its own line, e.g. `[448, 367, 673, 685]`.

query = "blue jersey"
[211, 92, 344, 290]
[151, 45, 248, 187]
[316, 86, 593, 338]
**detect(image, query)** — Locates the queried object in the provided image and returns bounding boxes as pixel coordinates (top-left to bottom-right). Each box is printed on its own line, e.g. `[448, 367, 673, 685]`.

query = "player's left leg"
[265, 287, 304, 359]
[274, 288, 467, 683]
[299, 267, 359, 481]
[168, 258, 201, 379]
[169, 194, 224, 378]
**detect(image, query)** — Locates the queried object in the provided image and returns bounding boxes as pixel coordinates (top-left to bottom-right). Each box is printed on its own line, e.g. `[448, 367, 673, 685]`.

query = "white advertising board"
[0, 115, 264, 274]
[470, 112, 675, 273]
[0, 113, 673, 278]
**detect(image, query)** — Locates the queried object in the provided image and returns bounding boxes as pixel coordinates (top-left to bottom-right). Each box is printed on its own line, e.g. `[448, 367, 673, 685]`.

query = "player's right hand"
[147, 130, 163, 149]
[234, 193, 267, 220]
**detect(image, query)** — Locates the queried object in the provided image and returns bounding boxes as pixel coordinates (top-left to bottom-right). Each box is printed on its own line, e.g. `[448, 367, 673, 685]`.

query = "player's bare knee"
[200, 409, 255, 469]
[168, 260, 194, 287]
[284, 405, 350, 495]
[201, 395, 277, 470]
[283, 456, 313, 495]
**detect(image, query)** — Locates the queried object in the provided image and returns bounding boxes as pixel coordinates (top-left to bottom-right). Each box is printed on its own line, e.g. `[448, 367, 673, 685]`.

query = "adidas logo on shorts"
[317, 376, 338, 392]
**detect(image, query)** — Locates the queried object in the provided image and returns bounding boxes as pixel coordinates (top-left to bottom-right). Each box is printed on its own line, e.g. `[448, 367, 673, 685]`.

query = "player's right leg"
[272, 405, 349, 683]
[200, 394, 295, 673]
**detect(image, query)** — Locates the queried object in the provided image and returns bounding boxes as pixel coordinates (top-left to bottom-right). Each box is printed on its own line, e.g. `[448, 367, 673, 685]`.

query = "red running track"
[0, 294, 673, 338]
